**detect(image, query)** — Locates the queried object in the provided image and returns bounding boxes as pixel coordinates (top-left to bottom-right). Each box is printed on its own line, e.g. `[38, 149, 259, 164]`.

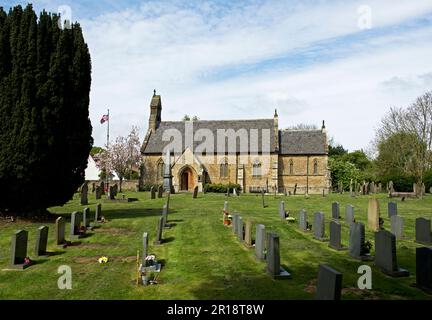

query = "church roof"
[279, 130, 327, 155]
[142, 119, 276, 154]
[142, 119, 328, 155]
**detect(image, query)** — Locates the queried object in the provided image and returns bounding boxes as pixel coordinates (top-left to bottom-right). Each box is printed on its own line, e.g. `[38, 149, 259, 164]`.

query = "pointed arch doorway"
[180, 167, 195, 191]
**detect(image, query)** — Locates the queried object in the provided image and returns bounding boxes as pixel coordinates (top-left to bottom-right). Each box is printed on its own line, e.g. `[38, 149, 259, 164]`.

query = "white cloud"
[77, 0, 432, 151]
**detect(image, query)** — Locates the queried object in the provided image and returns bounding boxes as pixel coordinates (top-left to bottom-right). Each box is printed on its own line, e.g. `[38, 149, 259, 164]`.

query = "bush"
[204, 183, 241, 193]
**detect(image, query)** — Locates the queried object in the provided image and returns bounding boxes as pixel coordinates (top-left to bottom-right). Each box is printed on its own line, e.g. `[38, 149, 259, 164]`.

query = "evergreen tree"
[0, 4, 93, 215]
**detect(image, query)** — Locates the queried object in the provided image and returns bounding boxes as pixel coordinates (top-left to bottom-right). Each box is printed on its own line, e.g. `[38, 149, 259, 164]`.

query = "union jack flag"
[100, 114, 109, 124]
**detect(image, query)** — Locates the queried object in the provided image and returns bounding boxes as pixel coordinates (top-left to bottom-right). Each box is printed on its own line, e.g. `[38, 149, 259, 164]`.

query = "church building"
[141, 91, 331, 194]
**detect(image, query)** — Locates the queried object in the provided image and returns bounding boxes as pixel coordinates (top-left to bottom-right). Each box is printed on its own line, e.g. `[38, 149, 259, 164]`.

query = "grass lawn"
[0, 191, 431, 300]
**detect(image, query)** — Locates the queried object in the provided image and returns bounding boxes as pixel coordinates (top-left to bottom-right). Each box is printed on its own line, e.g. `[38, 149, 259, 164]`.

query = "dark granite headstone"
[416, 247, 432, 293]
[158, 185, 163, 198]
[100, 181, 105, 195]
[255, 224, 266, 260]
[35, 226, 49, 257]
[329, 221, 345, 250]
[80, 182, 88, 205]
[95, 203, 102, 222]
[266, 233, 291, 279]
[193, 186, 198, 199]
[332, 202, 340, 220]
[154, 217, 164, 245]
[261, 190, 266, 208]
[150, 186, 156, 200]
[349, 222, 369, 260]
[83, 208, 91, 229]
[313, 212, 327, 241]
[162, 204, 168, 227]
[10, 230, 28, 269]
[416, 218, 432, 244]
[95, 186, 102, 200]
[375, 230, 409, 277]
[388, 202, 397, 218]
[70, 211, 82, 239]
[315, 264, 342, 300]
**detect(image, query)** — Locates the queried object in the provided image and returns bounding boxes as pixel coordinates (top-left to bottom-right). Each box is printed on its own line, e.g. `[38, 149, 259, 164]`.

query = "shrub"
[204, 183, 241, 193]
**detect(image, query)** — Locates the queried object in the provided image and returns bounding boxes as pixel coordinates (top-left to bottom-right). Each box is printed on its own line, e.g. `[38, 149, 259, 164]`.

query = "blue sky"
[2, 0, 432, 152]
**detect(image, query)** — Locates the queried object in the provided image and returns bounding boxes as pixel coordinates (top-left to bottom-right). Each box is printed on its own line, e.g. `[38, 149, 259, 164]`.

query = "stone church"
[141, 91, 331, 194]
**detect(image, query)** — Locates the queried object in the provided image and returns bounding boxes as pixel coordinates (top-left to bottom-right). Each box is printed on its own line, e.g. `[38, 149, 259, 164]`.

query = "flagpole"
[106, 109, 110, 193]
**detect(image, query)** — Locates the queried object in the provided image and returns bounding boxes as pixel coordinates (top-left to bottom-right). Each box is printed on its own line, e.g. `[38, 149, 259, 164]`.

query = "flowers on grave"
[24, 257, 32, 265]
[286, 217, 296, 223]
[98, 256, 109, 264]
[145, 255, 156, 266]
[79, 226, 86, 235]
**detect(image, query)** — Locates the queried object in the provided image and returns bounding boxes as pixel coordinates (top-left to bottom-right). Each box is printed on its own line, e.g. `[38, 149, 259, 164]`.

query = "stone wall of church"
[278, 155, 330, 194]
[142, 153, 330, 194]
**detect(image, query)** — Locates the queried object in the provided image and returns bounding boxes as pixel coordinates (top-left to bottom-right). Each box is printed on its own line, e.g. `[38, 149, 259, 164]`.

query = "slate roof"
[141, 120, 328, 155]
[279, 130, 327, 155]
[142, 119, 276, 154]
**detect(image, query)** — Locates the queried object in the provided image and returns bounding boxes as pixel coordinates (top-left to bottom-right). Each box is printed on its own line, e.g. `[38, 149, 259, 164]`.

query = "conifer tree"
[0, 4, 93, 215]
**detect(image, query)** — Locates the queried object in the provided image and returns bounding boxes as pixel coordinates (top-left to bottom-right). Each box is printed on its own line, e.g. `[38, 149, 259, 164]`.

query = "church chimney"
[274, 109, 279, 152]
[148, 89, 162, 131]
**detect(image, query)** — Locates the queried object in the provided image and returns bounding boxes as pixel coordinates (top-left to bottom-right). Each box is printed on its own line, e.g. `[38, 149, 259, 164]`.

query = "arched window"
[289, 159, 294, 175]
[157, 159, 164, 178]
[253, 161, 262, 177]
[313, 159, 318, 175]
[220, 160, 229, 178]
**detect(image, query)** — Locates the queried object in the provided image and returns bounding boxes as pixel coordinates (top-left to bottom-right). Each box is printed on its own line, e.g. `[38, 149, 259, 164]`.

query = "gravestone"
[315, 265, 342, 300]
[95, 186, 102, 200]
[237, 217, 244, 242]
[232, 214, 239, 235]
[279, 201, 286, 219]
[345, 205, 355, 225]
[266, 233, 291, 279]
[35, 226, 49, 257]
[390, 215, 404, 239]
[162, 204, 168, 227]
[255, 224, 266, 260]
[158, 185, 163, 198]
[299, 210, 308, 232]
[113, 184, 119, 196]
[193, 186, 198, 199]
[375, 230, 409, 277]
[226, 187, 230, 197]
[80, 182, 88, 205]
[108, 186, 115, 200]
[416, 247, 432, 293]
[329, 221, 345, 250]
[83, 208, 91, 229]
[293, 183, 297, 195]
[332, 202, 340, 220]
[313, 212, 327, 241]
[223, 201, 229, 212]
[367, 198, 380, 231]
[95, 203, 102, 222]
[244, 219, 253, 247]
[166, 191, 171, 211]
[150, 186, 156, 199]
[388, 202, 397, 218]
[55, 217, 66, 246]
[70, 211, 82, 239]
[9, 230, 29, 270]
[261, 190, 266, 208]
[233, 188, 238, 196]
[154, 217, 164, 245]
[91, 182, 95, 193]
[142, 232, 149, 266]
[415, 218, 432, 244]
[349, 222, 371, 260]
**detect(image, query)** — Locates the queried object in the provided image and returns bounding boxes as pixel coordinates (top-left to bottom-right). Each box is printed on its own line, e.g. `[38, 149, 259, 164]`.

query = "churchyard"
[0, 191, 431, 300]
